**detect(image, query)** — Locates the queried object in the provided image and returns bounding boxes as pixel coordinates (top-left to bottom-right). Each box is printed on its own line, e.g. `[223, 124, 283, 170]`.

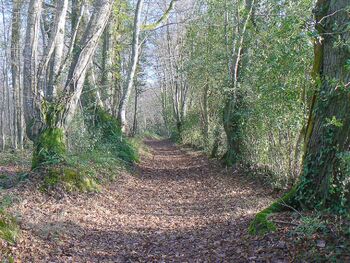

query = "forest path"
[9, 139, 293, 262]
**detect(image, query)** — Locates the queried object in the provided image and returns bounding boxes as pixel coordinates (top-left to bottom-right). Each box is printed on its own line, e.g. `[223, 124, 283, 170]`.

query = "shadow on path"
[9, 139, 295, 262]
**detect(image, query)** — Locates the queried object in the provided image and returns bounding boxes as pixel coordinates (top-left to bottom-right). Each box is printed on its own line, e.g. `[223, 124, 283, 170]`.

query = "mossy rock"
[42, 166, 100, 193]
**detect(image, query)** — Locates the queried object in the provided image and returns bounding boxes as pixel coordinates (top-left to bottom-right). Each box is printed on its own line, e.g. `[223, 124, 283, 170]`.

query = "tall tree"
[296, 0, 350, 210]
[118, 0, 179, 133]
[117, 0, 144, 133]
[222, 0, 255, 166]
[11, 0, 24, 149]
[23, 0, 113, 167]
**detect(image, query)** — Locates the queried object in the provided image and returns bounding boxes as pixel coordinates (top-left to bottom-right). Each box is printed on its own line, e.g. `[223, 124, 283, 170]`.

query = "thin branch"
[318, 8, 347, 24]
[141, 0, 179, 31]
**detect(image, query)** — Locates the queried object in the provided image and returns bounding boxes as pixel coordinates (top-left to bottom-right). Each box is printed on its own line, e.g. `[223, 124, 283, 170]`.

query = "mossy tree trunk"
[250, 0, 350, 234]
[32, 127, 66, 169]
[223, 96, 244, 166]
[23, 0, 114, 168]
[295, 0, 350, 210]
[32, 102, 66, 169]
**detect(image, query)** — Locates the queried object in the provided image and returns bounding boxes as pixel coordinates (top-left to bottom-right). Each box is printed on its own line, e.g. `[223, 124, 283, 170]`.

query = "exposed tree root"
[249, 186, 297, 235]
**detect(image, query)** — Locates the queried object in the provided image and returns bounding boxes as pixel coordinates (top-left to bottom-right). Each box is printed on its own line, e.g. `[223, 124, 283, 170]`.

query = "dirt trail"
[7, 139, 294, 262]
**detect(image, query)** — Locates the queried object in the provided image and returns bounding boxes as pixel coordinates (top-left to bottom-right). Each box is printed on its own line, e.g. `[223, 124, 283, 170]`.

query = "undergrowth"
[39, 108, 141, 192]
[291, 213, 350, 261]
[0, 150, 32, 168]
[0, 209, 19, 245]
[0, 195, 19, 262]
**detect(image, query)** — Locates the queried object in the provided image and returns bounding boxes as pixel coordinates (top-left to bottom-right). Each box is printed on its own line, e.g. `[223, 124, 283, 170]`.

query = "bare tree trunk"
[202, 83, 209, 144]
[0, 79, 5, 150]
[63, 0, 113, 126]
[46, 0, 69, 99]
[11, 0, 24, 149]
[23, 0, 43, 141]
[1, 0, 15, 148]
[118, 0, 144, 133]
[132, 86, 139, 136]
[101, 20, 114, 112]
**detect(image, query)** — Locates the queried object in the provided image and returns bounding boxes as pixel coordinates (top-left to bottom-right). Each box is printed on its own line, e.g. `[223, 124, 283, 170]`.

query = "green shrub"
[86, 107, 139, 164]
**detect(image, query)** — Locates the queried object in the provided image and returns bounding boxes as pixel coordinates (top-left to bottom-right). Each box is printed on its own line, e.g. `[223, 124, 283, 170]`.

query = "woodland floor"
[1, 139, 349, 262]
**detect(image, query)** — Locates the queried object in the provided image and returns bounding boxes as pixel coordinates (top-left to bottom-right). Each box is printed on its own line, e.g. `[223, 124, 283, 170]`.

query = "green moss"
[0, 209, 19, 245]
[94, 108, 122, 138]
[32, 128, 66, 169]
[249, 186, 297, 235]
[249, 209, 277, 235]
[92, 107, 139, 163]
[42, 166, 100, 192]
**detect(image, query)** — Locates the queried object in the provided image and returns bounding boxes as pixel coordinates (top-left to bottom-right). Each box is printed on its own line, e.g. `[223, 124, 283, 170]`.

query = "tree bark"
[250, 0, 350, 235]
[23, 0, 113, 168]
[117, 0, 144, 133]
[132, 85, 139, 136]
[46, 0, 69, 99]
[63, 0, 113, 126]
[23, 0, 43, 141]
[11, 0, 24, 149]
[101, 20, 114, 112]
[222, 0, 255, 166]
[202, 83, 209, 145]
[295, 0, 350, 209]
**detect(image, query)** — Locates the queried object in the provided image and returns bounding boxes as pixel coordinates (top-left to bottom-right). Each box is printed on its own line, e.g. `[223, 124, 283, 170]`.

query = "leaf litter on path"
[3, 139, 345, 262]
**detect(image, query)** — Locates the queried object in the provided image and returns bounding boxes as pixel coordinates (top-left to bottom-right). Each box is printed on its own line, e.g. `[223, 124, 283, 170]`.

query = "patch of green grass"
[92, 108, 140, 164]
[0, 196, 18, 262]
[69, 147, 129, 178]
[38, 109, 141, 192]
[0, 195, 19, 245]
[40, 145, 133, 192]
[0, 209, 19, 245]
[129, 136, 151, 159]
